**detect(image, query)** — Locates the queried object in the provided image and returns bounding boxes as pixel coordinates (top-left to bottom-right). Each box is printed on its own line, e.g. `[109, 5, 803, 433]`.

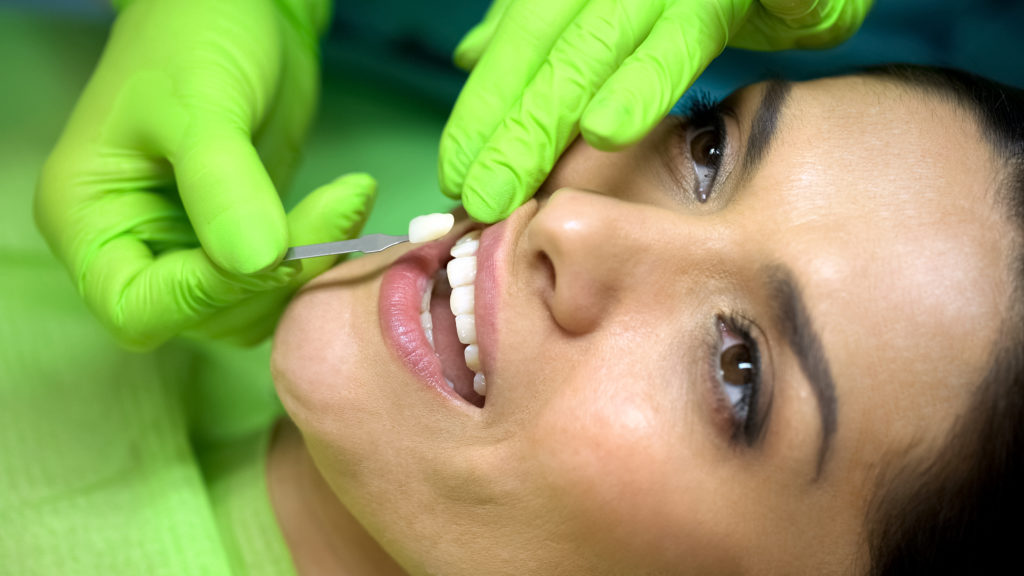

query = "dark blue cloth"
[8, 0, 1022, 102]
[325, 0, 1024, 105]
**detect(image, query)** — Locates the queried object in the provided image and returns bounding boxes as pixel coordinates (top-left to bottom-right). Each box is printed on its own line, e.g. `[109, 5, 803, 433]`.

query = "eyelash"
[714, 313, 766, 446]
[676, 91, 728, 203]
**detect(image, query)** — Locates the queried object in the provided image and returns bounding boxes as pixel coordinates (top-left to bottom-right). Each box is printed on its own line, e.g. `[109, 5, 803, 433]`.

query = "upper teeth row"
[420, 230, 487, 397]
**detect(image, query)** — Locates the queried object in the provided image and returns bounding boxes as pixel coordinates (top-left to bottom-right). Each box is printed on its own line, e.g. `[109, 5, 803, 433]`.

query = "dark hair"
[857, 65, 1024, 575]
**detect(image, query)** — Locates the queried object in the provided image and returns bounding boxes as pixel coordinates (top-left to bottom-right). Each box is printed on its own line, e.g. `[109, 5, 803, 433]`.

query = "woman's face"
[273, 76, 1014, 575]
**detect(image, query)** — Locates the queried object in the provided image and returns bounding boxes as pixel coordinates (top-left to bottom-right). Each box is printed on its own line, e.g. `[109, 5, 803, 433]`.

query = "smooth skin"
[440, 0, 874, 222]
[34, 0, 339, 349]
[271, 76, 1015, 575]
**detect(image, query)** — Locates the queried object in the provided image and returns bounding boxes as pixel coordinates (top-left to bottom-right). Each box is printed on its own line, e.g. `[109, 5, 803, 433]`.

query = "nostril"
[537, 251, 556, 295]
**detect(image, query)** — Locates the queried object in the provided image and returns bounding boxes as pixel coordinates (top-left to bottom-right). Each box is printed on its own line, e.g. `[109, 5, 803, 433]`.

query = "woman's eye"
[716, 317, 762, 444]
[687, 124, 725, 203]
[672, 91, 730, 204]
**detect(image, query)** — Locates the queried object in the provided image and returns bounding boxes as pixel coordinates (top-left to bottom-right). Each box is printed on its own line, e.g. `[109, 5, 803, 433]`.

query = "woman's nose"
[526, 188, 713, 335]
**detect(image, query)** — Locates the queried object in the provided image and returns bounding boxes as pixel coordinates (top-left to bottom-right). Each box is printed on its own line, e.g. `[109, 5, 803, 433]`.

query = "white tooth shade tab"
[464, 344, 480, 372]
[449, 286, 474, 316]
[446, 257, 476, 287]
[408, 213, 455, 243]
[473, 372, 487, 396]
[455, 314, 477, 344]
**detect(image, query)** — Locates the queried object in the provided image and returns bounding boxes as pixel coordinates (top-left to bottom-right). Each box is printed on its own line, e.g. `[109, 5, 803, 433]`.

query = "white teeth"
[453, 229, 480, 246]
[464, 344, 480, 372]
[421, 280, 436, 350]
[446, 256, 476, 287]
[455, 314, 476, 344]
[417, 229, 489, 399]
[421, 278, 434, 314]
[449, 285, 474, 316]
[450, 234, 480, 258]
[422, 310, 434, 348]
[446, 378, 455, 389]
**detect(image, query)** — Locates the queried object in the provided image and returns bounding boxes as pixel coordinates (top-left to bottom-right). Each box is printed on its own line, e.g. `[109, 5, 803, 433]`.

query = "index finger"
[438, 0, 588, 201]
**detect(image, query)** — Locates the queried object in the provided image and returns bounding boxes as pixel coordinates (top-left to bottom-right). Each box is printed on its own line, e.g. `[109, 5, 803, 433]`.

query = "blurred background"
[0, 2, 1021, 572]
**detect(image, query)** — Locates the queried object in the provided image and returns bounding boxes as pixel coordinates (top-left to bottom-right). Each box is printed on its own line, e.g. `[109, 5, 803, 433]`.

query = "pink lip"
[379, 231, 467, 405]
[379, 204, 537, 407]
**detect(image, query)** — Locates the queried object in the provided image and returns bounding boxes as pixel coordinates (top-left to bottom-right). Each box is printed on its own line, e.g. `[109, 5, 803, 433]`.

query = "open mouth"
[420, 229, 487, 408]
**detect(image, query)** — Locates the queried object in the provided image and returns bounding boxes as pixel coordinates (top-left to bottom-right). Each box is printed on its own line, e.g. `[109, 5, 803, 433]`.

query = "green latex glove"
[35, 0, 340, 350]
[439, 0, 873, 222]
[187, 173, 377, 347]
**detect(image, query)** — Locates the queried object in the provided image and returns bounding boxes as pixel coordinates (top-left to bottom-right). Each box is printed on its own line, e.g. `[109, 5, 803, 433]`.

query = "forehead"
[744, 75, 1015, 464]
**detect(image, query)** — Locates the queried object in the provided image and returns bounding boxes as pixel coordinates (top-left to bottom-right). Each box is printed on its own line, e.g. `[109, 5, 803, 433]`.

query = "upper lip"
[474, 199, 540, 392]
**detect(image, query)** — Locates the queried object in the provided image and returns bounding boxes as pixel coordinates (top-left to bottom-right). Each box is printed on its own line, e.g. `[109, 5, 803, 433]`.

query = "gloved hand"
[439, 0, 873, 222]
[187, 173, 377, 346]
[35, 0, 339, 350]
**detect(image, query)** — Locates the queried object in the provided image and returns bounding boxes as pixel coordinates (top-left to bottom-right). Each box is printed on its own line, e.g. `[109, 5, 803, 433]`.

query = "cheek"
[522, 365, 743, 572]
[539, 135, 668, 207]
[270, 262, 392, 467]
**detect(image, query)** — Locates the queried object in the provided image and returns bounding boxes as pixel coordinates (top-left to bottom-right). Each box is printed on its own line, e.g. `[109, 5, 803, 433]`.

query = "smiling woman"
[270, 65, 1024, 575]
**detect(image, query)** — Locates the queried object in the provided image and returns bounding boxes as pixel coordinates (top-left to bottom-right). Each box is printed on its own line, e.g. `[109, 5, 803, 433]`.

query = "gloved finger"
[186, 173, 377, 345]
[285, 172, 377, 283]
[35, 145, 180, 274]
[172, 123, 289, 276]
[82, 233, 299, 350]
[735, 0, 872, 50]
[453, 0, 516, 71]
[459, 0, 660, 222]
[438, 0, 588, 201]
[131, 207, 200, 254]
[253, 26, 320, 192]
[581, 0, 749, 149]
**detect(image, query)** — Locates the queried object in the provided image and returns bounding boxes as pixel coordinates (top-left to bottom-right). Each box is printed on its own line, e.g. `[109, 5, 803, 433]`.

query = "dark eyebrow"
[742, 79, 792, 180]
[766, 265, 838, 480]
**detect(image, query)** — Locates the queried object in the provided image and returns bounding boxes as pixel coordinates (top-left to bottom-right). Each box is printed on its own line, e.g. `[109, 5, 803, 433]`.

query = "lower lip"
[379, 235, 467, 404]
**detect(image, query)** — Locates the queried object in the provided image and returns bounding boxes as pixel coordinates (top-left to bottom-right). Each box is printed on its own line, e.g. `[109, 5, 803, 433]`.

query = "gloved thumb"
[184, 172, 377, 345]
[285, 172, 378, 283]
[453, 0, 515, 71]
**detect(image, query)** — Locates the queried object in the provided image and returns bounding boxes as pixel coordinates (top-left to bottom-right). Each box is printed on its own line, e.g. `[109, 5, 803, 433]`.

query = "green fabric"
[438, 0, 874, 222]
[200, 428, 297, 576]
[0, 7, 452, 574]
